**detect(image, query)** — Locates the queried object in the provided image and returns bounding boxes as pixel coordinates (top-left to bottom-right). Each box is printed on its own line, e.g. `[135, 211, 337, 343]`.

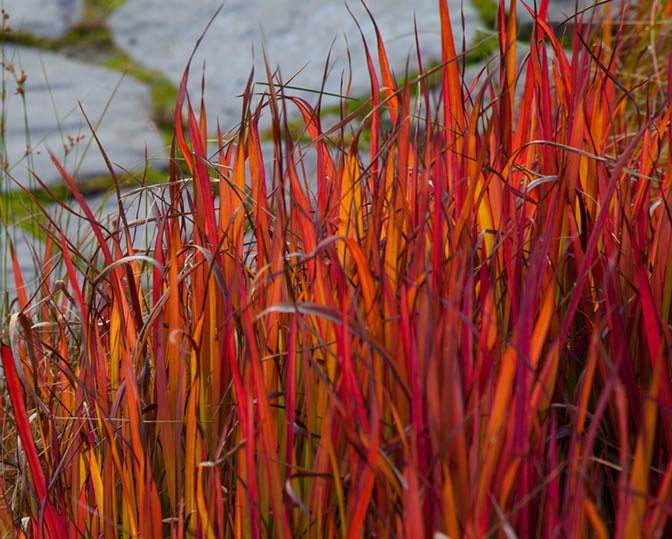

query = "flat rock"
[3, 0, 83, 39]
[3, 46, 167, 190]
[108, 0, 480, 132]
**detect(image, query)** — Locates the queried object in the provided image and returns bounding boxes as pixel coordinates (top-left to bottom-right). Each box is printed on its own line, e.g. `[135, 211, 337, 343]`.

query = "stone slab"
[2, 46, 167, 190]
[3, 0, 83, 39]
[108, 0, 480, 132]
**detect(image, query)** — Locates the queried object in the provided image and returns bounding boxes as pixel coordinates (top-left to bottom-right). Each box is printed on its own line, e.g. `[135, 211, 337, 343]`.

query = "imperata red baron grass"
[2, 0, 672, 536]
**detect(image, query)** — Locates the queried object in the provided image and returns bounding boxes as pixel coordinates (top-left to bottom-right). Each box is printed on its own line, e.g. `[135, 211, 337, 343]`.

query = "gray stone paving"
[2, 46, 167, 189]
[108, 0, 481, 131]
[3, 0, 83, 39]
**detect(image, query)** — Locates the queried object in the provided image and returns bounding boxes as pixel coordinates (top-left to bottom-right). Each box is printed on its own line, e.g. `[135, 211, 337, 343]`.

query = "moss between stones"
[83, 0, 128, 21]
[472, 0, 499, 30]
[1, 167, 170, 240]
[0, 0, 177, 140]
[0, 0, 176, 230]
[102, 54, 178, 134]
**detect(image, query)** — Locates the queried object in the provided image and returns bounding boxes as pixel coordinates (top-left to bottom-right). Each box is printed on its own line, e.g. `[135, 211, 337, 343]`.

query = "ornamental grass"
[2, 0, 672, 536]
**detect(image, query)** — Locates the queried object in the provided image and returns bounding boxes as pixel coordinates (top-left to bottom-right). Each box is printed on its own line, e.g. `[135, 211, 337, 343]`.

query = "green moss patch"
[472, 0, 499, 30]
[1, 167, 170, 239]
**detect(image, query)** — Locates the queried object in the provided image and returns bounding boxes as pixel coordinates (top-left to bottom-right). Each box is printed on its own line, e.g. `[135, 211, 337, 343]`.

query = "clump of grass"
[2, 0, 672, 537]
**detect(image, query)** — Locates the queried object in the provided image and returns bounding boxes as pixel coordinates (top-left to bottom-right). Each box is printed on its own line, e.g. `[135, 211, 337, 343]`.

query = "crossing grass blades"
[2, 0, 672, 536]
